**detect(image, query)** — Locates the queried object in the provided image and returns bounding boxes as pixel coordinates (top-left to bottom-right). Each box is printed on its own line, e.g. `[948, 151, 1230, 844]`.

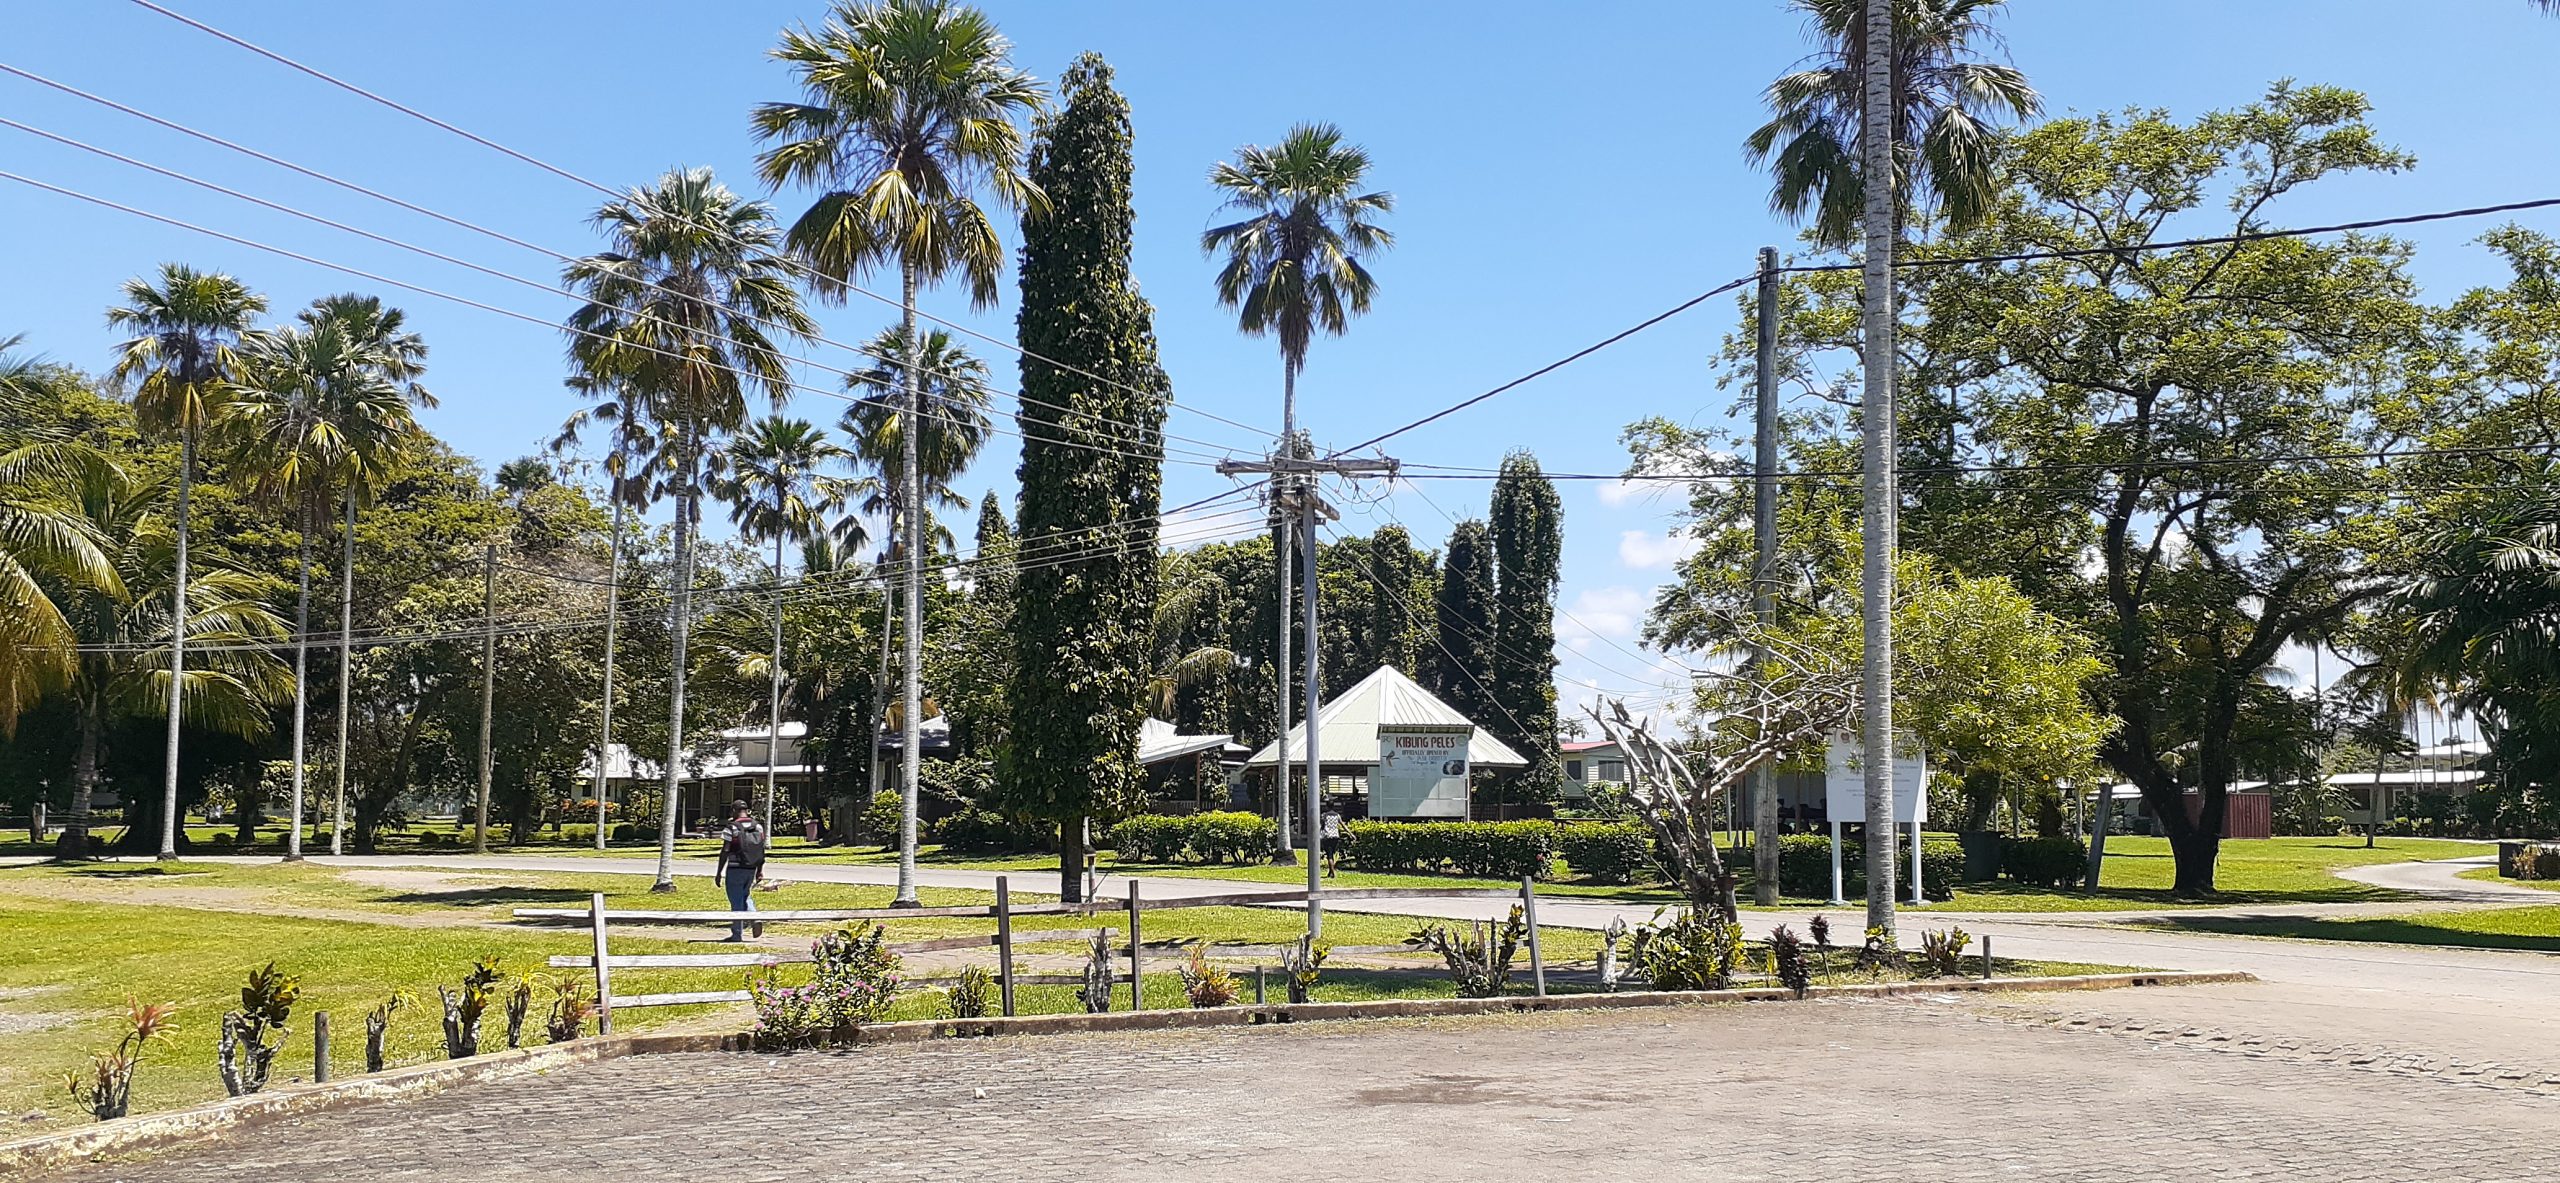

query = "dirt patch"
[0, 987, 77, 1038]
[0, 874, 508, 930]
[338, 869, 508, 894]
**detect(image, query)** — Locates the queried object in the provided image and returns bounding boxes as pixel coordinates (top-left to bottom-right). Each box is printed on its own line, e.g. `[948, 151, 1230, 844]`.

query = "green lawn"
[2145, 903, 2560, 951]
[2458, 866, 2560, 892]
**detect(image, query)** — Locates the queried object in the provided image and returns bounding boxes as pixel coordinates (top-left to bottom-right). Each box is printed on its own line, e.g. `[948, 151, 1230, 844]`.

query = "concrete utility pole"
[1858, 0, 1902, 938]
[474, 541, 497, 856]
[1751, 245, 1783, 907]
[1220, 452, 1400, 940]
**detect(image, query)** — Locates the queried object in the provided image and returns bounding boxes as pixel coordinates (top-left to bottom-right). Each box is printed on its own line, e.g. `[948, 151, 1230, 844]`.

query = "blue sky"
[6, 1, 2558, 723]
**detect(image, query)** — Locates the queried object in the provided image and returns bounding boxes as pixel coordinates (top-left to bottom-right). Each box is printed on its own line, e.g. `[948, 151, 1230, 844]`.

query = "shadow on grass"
[373, 886, 599, 907]
[1944, 879, 2393, 908]
[2147, 914, 2560, 953]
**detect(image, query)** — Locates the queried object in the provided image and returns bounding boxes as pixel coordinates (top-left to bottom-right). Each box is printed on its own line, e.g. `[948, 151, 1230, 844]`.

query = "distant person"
[804, 815, 820, 844]
[1320, 806, 1343, 878]
[714, 800, 766, 941]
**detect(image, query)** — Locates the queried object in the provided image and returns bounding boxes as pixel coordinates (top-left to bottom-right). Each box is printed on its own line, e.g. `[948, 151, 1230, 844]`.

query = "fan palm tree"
[56, 461, 292, 859]
[1743, 0, 2040, 248]
[287, 295, 433, 857]
[106, 263, 267, 859]
[223, 310, 424, 859]
[842, 324, 988, 815]
[713, 415, 852, 834]
[1202, 121, 1394, 856]
[565, 166, 814, 892]
[753, 0, 1044, 905]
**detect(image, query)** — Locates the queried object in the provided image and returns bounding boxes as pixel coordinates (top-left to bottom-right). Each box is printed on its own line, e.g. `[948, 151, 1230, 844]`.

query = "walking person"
[714, 799, 767, 941]
[1320, 805, 1344, 879]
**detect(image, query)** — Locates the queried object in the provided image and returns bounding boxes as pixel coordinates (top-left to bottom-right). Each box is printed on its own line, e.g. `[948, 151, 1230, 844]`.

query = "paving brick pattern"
[51, 999, 2560, 1182]
[1965, 999, 2560, 1096]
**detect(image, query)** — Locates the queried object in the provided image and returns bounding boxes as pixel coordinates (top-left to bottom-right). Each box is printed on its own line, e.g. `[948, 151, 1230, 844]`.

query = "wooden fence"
[511, 876, 1548, 1034]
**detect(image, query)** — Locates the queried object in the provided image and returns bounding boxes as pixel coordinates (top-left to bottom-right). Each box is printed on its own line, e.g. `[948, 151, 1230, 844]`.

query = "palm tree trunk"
[895, 257, 925, 907]
[331, 490, 355, 856]
[1856, 0, 1900, 940]
[285, 499, 312, 861]
[868, 586, 891, 833]
[766, 531, 784, 838]
[1272, 365, 1296, 861]
[67, 705, 101, 860]
[158, 429, 193, 861]
[593, 490, 623, 851]
[654, 428, 697, 893]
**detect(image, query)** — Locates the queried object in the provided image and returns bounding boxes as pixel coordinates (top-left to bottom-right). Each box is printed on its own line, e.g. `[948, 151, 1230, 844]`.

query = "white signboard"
[1822, 734, 1928, 825]
[1373, 727, 1471, 819]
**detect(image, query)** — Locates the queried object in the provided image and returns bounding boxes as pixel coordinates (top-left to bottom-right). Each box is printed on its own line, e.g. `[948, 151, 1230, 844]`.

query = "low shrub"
[1179, 948, 1240, 1008]
[1775, 833, 1958, 901]
[1556, 822, 1652, 884]
[933, 808, 1049, 855]
[939, 965, 995, 1020]
[863, 790, 903, 850]
[1342, 820, 1556, 879]
[1768, 925, 1812, 998]
[67, 998, 178, 1120]
[1999, 836, 2087, 889]
[1409, 908, 1526, 998]
[1917, 926, 1971, 977]
[1107, 812, 1274, 865]
[1630, 908, 1743, 991]
[215, 962, 298, 1098]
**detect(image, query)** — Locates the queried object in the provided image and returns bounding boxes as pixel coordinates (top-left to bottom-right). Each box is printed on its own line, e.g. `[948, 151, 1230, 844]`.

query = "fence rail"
[515, 876, 1547, 1030]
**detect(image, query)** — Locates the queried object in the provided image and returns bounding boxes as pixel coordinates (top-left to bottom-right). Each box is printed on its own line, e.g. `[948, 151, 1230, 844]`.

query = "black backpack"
[728, 820, 768, 868]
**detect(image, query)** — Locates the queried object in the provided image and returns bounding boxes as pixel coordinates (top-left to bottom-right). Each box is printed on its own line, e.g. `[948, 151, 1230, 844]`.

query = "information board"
[1821, 734, 1928, 825]
[1372, 727, 1471, 819]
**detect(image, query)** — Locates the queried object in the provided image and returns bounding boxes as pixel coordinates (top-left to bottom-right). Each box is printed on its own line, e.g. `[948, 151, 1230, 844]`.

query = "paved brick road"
[53, 997, 2560, 1182]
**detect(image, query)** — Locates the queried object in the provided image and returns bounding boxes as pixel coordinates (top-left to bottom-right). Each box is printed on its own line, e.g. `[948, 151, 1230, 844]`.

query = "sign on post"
[1820, 735, 1930, 905]
[1373, 726, 1470, 819]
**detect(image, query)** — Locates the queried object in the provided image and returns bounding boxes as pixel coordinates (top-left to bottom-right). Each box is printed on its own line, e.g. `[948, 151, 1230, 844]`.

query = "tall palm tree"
[223, 310, 423, 860]
[556, 388, 661, 850]
[106, 263, 267, 860]
[1749, 0, 2033, 933]
[565, 166, 814, 892]
[842, 325, 989, 816]
[292, 295, 432, 857]
[53, 462, 292, 859]
[714, 415, 852, 834]
[753, 0, 1043, 904]
[1202, 121, 1394, 857]
[1743, 0, 2040, 248]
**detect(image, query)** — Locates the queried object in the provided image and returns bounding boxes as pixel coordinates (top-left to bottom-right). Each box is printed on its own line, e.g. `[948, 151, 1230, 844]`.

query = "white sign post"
[1822, 735, 1929, 905]
[1373, 727, 1471, 819]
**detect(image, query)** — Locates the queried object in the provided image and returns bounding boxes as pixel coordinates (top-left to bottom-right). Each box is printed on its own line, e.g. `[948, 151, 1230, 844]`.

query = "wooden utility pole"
[1219, 451, 1399, 940]
[474, 541, 496, 855]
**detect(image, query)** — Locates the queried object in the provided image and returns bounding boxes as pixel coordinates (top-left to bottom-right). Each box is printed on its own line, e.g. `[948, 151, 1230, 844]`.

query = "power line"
[111, 0, 1282, 446]
[1396, 441, 2560, 484]
[1329, 274, 1762, 458]
[0, 89, 1265, 463]
[0, 168, 1223, 477]
[1398, 477, 1675, 689]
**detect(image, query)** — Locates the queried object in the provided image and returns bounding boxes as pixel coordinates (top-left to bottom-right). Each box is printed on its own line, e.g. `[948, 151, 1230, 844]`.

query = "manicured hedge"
[933, 809, 1051, 855]
[1774, 832, 1959, 901]
[1108, 812, 1276, 865]
[1999, 835, 2087, 888]
[1343, 820, 1556, 880]
[1556, 822, 1653, 884]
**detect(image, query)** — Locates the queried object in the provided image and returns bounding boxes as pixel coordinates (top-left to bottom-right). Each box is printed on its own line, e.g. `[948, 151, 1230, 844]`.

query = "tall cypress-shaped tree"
[1489, 452, 1563, 803]
[1004, 55, 1168, 901]
[1364, 524, 1428, 674]
[1429, 519, 1498, 725]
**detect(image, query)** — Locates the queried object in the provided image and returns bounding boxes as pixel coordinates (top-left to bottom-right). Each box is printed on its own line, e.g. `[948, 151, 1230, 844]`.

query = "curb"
[0, 969, 2248, 1175]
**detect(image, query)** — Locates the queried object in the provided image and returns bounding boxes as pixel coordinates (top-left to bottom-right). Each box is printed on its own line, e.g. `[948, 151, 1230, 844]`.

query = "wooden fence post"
[312, 1011, 331, 1082]
[1979, 934, 1993, 980]
[1127, 880, 1144, 1011]
[995, 876, 1016, 1018]
[1519, 876, 1546, 999]
[589, 892, 615, 1035]
[1255, 965, 1267, 1004]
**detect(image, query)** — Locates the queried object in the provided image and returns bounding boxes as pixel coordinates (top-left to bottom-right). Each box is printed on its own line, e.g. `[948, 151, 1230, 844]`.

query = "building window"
[1566, 759, 1584, 781]
[1596, 760, 1625, 783]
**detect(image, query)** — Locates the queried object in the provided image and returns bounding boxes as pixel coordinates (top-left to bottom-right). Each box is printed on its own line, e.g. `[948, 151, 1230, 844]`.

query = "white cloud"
[1617, 527, 1700, 570]
[1595, 477, 1691, 508]
[1561, 585, 1650, 642]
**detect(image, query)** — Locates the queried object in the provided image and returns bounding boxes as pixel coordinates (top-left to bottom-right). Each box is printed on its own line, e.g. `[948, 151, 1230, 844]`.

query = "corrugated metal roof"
[1139, 717, 1237, 765]
[1244, 665, 1528, 769]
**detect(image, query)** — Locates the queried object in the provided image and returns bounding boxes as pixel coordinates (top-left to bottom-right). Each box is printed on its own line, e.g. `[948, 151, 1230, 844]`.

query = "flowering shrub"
[754, 925, 904, 1046]
[1179, 948, 1239, 1008]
